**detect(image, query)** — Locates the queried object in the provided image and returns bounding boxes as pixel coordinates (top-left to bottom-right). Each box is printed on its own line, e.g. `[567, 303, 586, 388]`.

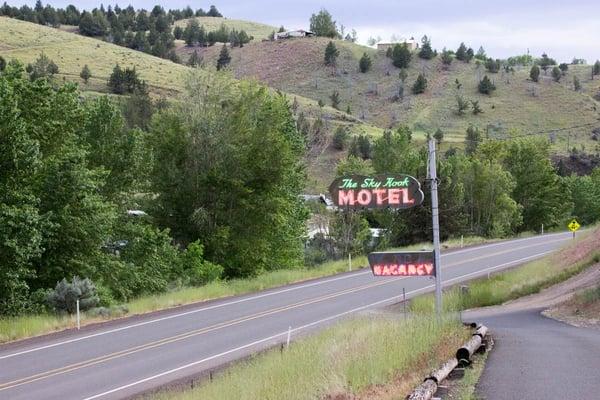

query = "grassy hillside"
[0, 17, 386, 192]
[174, 16, 276, 41]
[180, 36, 600, 153]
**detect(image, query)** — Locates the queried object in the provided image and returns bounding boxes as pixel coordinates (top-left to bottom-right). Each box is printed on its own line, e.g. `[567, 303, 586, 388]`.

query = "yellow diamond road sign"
[568, 219, 581, 232]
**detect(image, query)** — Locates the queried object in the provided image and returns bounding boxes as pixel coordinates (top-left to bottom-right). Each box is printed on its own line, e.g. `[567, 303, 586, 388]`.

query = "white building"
[274, 30, 315, 40]
[377, 37, 419, 52]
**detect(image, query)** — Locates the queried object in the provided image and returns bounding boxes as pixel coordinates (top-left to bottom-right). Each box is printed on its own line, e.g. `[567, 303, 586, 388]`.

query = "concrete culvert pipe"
[456, 325, 488, 362]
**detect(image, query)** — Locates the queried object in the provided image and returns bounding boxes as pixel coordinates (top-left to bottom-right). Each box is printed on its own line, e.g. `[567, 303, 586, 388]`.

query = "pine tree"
[441, 48, 452, 66]
[418, 35, 435, 60]
[573, 75, 581, 91]
[80, 64, 91, 84]
[0, 56, 5, 72]
[310, 9, 338, 38]
[475, 46, 486, 61]
[551, 66, 561, 82]
[455, 42, 467, 61]
[465, 125, 481, 155]
[324, 41, 339, 66]
[593, 60, 600, 78]
[216, 45, 231, 71]
[359, 52, 372, 73]
[392, 43, 411, 69]
[108, 63, 125, 94]
[471, 100, 483, 115]
[530, 65, 540, 82]
[433, 128, 444, 144]
[478, 75, 496, 94]
[485, 58, 501, 73]
[412, 73, 427, 94]
[558, 63, 568, 74]
[330, 90, 341, 109]
[187, 50, 202, 67]
[456, 95, 469, 115]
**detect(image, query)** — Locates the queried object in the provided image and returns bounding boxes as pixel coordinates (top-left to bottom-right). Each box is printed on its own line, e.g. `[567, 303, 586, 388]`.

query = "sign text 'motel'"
[368, 251, 436, 277]
[328, 175, 424, 210]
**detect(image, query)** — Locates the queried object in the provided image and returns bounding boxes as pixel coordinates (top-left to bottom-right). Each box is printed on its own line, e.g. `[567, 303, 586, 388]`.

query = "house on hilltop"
[377, 37, 419, 52]
[274, 29, 315, 40]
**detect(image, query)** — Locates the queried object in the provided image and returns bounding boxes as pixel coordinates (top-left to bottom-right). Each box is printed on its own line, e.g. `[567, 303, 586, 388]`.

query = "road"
[465, 261, 600, 400]
[0, 232, 573, 400]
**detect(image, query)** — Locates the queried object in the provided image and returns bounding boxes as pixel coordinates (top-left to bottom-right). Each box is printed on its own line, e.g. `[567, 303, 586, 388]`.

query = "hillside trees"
[324, 41, 339, 66]
[310, 8, 339, 38]
[149, 74, 307, 277]
[359, 52, 372, 73]
[551, 66, 561, 82]
[216, 45, 231, 70]
[441, 48, 453, 66]
[478, 75, 496, 94]
[0, 56, 6, 72]
[80, 64, 91, 84]
[412, 73, 427, 94]
[26, 52, 59, 81]
[593, 60, 600, 78]
[418, 35, 435, 59]
[530, 65, 540, 82]
[78, 10, 108, 36]
[392, 43, 411, 69]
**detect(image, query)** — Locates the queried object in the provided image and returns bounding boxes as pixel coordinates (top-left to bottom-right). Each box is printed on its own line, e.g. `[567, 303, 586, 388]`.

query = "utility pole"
[428, 139, 443, 315]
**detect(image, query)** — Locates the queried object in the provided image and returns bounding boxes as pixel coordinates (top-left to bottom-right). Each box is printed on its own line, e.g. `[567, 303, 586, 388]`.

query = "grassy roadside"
[412, 227, 600, 313]
[146, 314, 469, 400]
[0, 235, 489, 344]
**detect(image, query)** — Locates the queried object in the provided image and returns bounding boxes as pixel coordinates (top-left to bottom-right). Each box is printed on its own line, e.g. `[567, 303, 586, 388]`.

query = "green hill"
[0, 17, 386, 193]
[178, 36, 600, 153]
[174, 17, 277, 41]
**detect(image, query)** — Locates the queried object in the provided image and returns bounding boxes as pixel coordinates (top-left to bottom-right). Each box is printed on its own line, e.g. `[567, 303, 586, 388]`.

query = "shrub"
[359, 52, 372, 73]
[180, 241, 224, 286]
[47, 277, 99, 314]
[333, 125, 349, 150]
[412, 73, 427, 94]
[478, 75, 496, 94]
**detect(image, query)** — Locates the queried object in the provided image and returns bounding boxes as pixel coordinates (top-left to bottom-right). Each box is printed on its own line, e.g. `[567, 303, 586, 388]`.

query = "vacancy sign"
[368, 251, 436, 277]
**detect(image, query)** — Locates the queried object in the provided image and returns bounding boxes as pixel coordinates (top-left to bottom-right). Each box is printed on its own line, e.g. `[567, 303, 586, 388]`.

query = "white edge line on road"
[81, 249, 555, 400]
[0, 232, 570, 360]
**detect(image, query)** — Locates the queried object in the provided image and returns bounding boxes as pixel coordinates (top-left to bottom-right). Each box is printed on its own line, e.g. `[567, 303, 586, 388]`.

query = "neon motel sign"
[368, 251, 436, 277]
[328, 175, 424, 210]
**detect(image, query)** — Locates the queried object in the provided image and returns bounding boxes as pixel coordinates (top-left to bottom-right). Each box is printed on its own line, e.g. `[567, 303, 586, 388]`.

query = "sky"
[17, 0, 600, 62]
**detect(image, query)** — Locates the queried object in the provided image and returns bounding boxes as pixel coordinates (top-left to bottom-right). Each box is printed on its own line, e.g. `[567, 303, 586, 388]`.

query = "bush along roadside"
[411, 227, 600, 314]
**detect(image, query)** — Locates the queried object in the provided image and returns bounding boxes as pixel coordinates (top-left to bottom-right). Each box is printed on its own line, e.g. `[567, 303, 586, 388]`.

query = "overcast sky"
[19, 0, 600, 62]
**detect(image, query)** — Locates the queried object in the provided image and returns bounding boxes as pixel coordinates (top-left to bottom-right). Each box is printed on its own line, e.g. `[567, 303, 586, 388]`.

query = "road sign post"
[568, 219, 581, 239]
[428, 139, 443, 316]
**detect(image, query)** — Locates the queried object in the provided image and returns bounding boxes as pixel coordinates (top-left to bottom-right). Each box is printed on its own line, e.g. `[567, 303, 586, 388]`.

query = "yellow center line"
[0, 236, 567, 392]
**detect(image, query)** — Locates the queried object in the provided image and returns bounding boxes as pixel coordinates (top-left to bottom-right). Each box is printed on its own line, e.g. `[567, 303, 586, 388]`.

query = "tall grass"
[148, 314, 467, 400]
[412, 229, 600, 313]
[1, 236, 489, 344]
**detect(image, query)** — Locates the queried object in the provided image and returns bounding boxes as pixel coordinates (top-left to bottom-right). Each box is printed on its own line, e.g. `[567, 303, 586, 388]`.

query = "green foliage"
[332, 125, 349, 150]
[0, 56, 6, 72]
[78, 10, 109, 37]
[107, 64, 143, 94]
[149, 73, 307, 278]
[183, 19, 205, 46]
[372, 127, 419, 174]
[309, 9, 338, 38]
[392, 43, 411, 69]
[551, 66, 561, 82]
[187, 50, 202, 67]
[503, 138, 571, 231]
[530, 65, 540, 82]
[565, 169, 600, 224]
[418, 35, 435, 60]
[26, 52, 59, 81]
[359, 52, 372, 73]
[441, 48, 453, 66]
[216, 45, 231, 71]
[80, 64, 91, 84]
[536, 53, 556, 73]
[594, 60, 600, 76]
[471, 100, 482, 115]
[475, 46, 487, 61]
[336, 155, 374, 176]
[455, 42, 468, 61]
[324, 41, 339, 66]
[433, 128, 444, 144]
[456, 95, 469, 115]
[330, 90, 341, 109]
[412, 73, 427, 94]
[573, 75, 581, 91]
[329, 212, 371, 257]
[485, 58, 501, 73]
[478, 75, 496, 94]
[179, 241, 224, 286]
[465, 125, 481, 155]
[46, 277, 99, 314]
[559, 63, 568, 73]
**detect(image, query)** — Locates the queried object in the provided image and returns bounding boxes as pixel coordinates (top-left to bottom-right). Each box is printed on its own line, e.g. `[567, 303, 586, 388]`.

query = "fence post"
[76, 299, 80, 330]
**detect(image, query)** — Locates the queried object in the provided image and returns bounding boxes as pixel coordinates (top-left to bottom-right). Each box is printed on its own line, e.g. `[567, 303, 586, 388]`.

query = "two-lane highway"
[0, 232, 574, 400]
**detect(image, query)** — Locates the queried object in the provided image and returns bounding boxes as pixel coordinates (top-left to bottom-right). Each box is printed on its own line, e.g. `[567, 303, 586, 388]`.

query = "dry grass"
[174, 17, 276, 41]
[147, 314, 468, 400]
[180, 36, 600, 153]
[412, 228, 600, 313]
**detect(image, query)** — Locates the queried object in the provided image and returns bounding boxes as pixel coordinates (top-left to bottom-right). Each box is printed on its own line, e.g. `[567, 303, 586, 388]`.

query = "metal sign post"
[428, 139, 443, 315]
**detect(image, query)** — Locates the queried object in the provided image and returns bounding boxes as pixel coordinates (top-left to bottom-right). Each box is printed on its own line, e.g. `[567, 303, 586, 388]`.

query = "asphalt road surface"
[0, 232, 574, 400]
[465, 262, 600, 400]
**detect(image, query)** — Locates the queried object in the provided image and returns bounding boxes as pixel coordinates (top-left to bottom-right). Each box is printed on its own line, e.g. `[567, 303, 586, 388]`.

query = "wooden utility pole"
[428, 139, 443, 315]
